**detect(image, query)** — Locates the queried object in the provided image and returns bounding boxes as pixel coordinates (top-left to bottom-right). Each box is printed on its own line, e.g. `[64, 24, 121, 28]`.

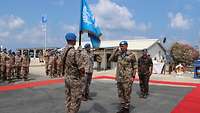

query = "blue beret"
[84, 43, 91, 48]
[65, 33, 77, 41]
[119, 41, 128, 46]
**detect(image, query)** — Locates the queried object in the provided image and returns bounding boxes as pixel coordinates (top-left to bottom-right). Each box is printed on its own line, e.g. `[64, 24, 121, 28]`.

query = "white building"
[78, 39, 166, 70]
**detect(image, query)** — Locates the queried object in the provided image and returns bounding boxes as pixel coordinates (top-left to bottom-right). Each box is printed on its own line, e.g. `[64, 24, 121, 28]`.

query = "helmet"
[65, 33, 77, 41]
[84, 43, 91, 48]
[119, 41, 128, 46]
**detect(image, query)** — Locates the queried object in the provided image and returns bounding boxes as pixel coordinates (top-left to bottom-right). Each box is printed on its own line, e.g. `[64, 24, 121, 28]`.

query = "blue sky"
[0, 0, 200, 49]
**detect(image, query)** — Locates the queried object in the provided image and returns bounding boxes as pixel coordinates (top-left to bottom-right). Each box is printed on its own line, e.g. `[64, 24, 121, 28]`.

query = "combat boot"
[123, 108, 130, 113]
[116, 108, 125, 113]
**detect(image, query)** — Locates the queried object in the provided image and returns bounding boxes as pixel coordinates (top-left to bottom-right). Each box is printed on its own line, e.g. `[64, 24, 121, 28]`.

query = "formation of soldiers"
[0, 48, 30, 83]
[61, 32, 154, 113]
[43, 49, 64, 78]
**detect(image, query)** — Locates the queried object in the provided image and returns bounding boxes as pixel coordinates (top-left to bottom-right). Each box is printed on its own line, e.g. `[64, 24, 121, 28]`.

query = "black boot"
[116, 108, 125, 113]
[123, 108, 130, 113]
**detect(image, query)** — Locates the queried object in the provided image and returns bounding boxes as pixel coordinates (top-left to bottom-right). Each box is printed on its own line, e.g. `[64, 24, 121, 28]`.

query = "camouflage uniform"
[44, 50, 50, 76]
[48, 53, 58, 78]
[81, 49, 94, 100]
[0, 51, 2, 79]
[21, 53, 30, 80]
[6, 53, 14, 82]
[1, 51, 7, 81]
[62, 45, 85, 113]
[109, 48, 137, 112]
[57, 54, 63, 77]
[15, 53, 22, 78]
[138, 54, 153, 97]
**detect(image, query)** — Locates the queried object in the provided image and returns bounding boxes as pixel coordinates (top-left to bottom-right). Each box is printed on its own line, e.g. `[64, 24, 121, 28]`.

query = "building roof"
[77, 39, 160, 50]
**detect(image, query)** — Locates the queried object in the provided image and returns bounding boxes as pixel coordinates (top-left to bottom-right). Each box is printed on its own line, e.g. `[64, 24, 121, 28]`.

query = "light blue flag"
[42, 16, 47, 24]
[80, 0, 102, 48]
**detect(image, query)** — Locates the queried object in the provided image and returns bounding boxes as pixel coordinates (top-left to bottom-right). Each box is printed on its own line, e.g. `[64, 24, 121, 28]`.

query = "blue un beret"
[65, 33, 77, 41]
[84, 43, 91, 48]
[119, 41, 128, 46]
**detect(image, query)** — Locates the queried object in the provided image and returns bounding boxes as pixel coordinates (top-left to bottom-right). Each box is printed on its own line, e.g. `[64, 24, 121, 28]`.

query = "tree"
[170, 42, 199, 65]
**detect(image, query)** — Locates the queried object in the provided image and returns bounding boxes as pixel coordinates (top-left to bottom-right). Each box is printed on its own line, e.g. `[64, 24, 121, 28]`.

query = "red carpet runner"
[0, 75, 200, 113]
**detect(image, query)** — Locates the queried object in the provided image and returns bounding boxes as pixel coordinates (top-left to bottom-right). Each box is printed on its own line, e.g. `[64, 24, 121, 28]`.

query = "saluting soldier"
[109, 41, 137, 113]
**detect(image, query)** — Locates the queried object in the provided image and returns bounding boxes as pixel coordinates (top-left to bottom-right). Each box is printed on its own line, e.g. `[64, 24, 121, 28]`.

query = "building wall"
[148, 43, 166, 62]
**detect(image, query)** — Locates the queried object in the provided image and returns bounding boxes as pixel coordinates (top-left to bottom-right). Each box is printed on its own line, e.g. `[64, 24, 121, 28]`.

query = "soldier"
[1, 48, 7, 81]
[109, 41, 137, 113]
[0, 49, 2, 80]
[48, 51, 58, 78]
[21, 51, 30, 81]
[138, 49, 153, 99]
[81, 43, 94, 101]
[44, 49, 50, 76]
[61, 33, 85, 113]
[57, 52, 63, 77]
[11, 52, 16, 78]
[15, 51, 22, 79]
[6, 50, 14, 83]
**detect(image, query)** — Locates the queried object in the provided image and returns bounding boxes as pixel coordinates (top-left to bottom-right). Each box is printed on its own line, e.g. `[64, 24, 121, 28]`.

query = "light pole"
[42, 15, 47, 50]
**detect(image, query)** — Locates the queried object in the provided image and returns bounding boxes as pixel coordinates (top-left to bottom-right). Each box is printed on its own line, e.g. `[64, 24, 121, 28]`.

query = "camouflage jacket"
[109, 49, 137, 82]
[15, 55, 22, 66]
[43, 51, 50, 63]
[138, 55, 153, 75]
[0, 53, 9, 66]
[62, 45, 85, 80]
[82, 49, 94, 73]
[21, 55, 30, 67]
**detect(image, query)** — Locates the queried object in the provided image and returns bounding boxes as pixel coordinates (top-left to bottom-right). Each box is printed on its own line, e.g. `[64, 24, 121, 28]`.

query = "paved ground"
[0, 80, 193, 113]
[1, 66, 200, 113]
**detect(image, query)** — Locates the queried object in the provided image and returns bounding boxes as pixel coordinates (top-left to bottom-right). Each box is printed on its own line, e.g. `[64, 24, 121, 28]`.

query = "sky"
[0, 0, 200, 49]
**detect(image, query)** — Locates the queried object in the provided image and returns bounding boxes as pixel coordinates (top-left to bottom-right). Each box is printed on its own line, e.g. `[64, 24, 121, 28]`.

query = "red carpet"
[1, 75, 200, 113]
[0, 76, 199, 91]
[171, 87, 200, 113]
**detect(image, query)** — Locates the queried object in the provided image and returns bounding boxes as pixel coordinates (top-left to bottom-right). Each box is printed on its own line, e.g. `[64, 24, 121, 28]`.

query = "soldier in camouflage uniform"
[15, 51, 22, 79]
[81, 43, 94, 101]
[21, 51, 30, 81]
[138, 49, 153, 99]
[6, 50, 15, 82]
[44, 49, 50, 76]
[48, 51, 58, 78]
[0, 49, 2, 80]
[109, 41, 137, 113]
[57, 53, 63, 77]
[62, 33, 85, 113]
[1, 48, 8, 81]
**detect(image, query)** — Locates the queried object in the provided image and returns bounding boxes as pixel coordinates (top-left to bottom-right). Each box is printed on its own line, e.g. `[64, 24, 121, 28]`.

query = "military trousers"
[65, 78, 82, 113]
[1, 65, 6, 80]
[117, 81, 133, 109]
[138, 74, 150, 95]
[82, 72, 93, 98]
[21, 66, 29, 79]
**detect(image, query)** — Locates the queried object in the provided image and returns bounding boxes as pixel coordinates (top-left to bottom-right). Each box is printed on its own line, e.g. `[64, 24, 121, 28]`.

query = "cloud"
[63, 24, 78, 33]
[0, 15, 24, 30]
[137, 22, 151, 32]
[51, 0, 65, 7]
[168, 12, 191, 30]
[15, 25, 63, 47]
[91, 0, 135, 31]
[0, 31, 10, 38]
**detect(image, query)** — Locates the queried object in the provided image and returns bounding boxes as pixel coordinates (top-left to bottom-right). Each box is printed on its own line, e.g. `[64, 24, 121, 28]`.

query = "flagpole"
[44, 23, 47, 50]
[79, 31, 82, 46]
